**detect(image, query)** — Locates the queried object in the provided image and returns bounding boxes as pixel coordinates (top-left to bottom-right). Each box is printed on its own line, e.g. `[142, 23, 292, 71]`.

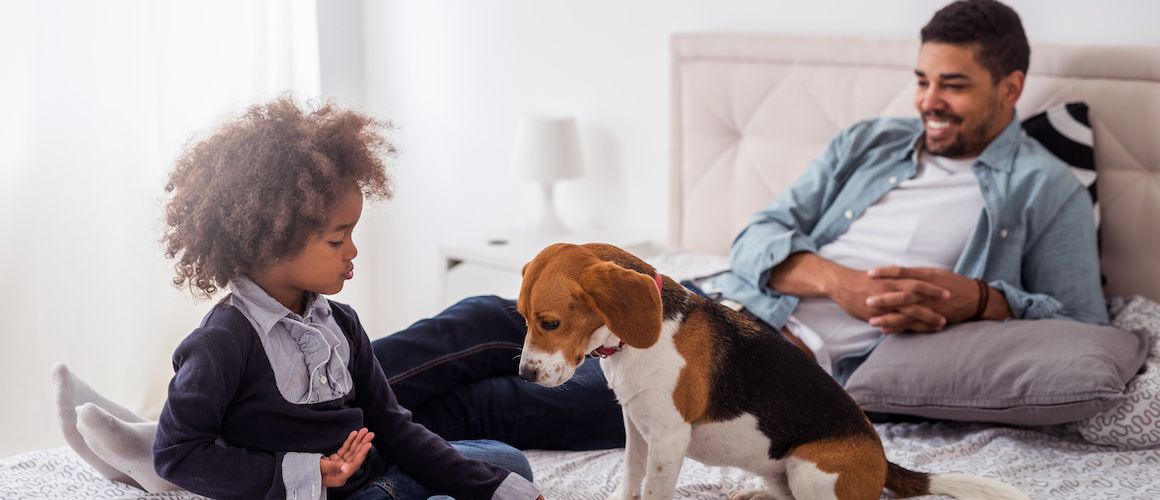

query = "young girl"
[55, 97, 539, 500]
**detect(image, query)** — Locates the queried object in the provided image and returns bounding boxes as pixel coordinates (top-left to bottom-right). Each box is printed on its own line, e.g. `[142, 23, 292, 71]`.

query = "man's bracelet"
[970, 278, 989, 321]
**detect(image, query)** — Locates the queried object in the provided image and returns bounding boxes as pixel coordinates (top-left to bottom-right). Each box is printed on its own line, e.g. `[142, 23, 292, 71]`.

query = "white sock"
[52, 362, 144, 488]
[76, 403, 180, 493]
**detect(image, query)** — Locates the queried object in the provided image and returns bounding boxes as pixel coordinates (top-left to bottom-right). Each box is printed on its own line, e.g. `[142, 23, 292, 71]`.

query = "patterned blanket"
[8, 425, 1157, 500]
[526, 420, 1160, 499]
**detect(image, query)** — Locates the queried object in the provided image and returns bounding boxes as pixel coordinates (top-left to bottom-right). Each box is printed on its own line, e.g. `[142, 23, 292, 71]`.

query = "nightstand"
[439, 233, 655, 307]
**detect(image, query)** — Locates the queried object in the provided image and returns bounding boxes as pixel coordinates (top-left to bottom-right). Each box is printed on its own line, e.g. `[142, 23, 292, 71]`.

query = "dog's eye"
[540, 319, 560, 331]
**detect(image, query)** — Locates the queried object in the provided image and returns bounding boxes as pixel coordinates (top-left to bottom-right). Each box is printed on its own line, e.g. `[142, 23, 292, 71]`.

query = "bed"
[5, 33, 1160, 499]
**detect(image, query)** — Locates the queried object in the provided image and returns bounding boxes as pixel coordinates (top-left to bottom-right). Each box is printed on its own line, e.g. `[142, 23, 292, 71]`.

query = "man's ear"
[1001, 70, 1025, 108]
[580, 261, 662, 349]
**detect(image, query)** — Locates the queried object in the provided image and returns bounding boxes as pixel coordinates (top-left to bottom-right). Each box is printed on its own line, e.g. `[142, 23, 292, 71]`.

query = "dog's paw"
[728, 488, 782, 500]
[606, 484, 640, 500]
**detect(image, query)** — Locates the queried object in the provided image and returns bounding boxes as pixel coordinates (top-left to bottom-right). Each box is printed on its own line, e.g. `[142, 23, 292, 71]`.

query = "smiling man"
[715, 0, 1108, 382]
[915, 42, 1019, 159]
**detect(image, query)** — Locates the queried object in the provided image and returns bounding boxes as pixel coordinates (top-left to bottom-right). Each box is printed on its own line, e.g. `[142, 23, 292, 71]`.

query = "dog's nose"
[518, 364, 538, 382]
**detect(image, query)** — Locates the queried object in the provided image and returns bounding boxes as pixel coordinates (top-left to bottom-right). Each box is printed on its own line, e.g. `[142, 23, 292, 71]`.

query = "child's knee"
[494, 443, 533, 482]
[453, 439, 533, 482]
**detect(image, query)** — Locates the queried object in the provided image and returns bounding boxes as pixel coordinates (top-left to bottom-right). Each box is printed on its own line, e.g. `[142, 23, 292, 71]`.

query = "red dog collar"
[589, 343, 625, 358]
[587, 271, 664, 359]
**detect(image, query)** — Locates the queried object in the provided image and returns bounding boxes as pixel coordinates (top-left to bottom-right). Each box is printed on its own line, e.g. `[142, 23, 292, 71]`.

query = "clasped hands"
[830, 266, 984, 334]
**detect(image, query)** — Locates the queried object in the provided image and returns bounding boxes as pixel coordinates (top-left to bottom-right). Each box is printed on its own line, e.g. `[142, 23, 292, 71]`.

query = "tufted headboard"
[669, 33, 1160, 302]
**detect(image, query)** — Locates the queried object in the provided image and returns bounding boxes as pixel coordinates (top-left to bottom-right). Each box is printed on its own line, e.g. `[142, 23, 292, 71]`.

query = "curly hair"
[921, 0, 1030, 84]
[162, 96, 394, 298]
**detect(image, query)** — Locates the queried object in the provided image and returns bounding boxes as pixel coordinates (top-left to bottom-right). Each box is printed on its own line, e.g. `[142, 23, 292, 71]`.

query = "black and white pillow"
[1021, 101, 1099, 226]
[1021, 101, 1105, 285]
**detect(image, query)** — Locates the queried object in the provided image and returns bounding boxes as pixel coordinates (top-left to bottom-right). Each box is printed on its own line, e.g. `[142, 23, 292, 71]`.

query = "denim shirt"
[714, 114, 1109, 330]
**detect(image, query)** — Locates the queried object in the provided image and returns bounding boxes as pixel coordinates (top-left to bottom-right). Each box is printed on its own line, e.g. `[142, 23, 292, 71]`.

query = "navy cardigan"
[153, 301, 514, 499]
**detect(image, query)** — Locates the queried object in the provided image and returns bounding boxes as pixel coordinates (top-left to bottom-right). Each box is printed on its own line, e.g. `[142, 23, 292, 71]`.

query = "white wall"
[355, 0, 1160, 337]
[0, 0, 322, 457]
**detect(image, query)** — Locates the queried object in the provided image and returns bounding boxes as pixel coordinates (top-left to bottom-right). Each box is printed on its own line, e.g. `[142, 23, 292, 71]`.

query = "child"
[53, 97, 540, 499]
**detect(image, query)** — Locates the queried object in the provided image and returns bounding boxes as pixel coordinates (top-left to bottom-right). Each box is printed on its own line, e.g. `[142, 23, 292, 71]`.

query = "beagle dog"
[516, 243, 1028, 500]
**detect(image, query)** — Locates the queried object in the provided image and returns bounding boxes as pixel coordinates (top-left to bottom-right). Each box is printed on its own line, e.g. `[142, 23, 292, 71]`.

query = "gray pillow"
[845, 319, 1148, 426]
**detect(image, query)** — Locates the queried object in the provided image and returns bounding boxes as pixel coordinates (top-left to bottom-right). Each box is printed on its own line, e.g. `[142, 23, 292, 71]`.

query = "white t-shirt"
[786, 153, 985, 374]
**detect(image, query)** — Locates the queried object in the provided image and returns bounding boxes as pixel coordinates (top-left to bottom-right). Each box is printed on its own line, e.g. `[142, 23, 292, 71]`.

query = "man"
[714, 0, 1107, 383]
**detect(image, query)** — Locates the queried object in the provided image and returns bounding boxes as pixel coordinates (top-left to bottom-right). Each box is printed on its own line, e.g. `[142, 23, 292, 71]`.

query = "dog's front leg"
[637, 417, 691, 500]
[608, 411, 648, 500]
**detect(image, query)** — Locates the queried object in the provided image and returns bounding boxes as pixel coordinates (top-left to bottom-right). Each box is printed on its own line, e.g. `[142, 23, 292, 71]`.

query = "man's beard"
[923, 106, 999, 158]
[925, 129, 973, 157]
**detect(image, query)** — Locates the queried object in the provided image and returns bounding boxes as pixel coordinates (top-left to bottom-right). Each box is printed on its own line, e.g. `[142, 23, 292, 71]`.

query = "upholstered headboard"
[669, 33, 1160, 302]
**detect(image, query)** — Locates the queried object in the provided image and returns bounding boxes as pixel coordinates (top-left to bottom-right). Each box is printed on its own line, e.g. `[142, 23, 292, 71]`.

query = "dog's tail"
[886, 461, 1029, 500]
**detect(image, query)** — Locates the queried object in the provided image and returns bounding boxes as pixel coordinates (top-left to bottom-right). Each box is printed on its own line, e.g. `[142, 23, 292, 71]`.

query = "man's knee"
[438, 295, 524, 334]
[446, 295, 516, 319]
[378, 295, 521, 343]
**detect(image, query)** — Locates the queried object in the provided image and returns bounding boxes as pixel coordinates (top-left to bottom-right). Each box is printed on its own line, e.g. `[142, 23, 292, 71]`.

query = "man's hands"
[828, 266, 951, 333]
[320, 428, 375, 488]
[769, 253, 952, 332]
[865, 266, 1011, 333]
[866, 267, 977, 331]
[766, 253, 1011, 335]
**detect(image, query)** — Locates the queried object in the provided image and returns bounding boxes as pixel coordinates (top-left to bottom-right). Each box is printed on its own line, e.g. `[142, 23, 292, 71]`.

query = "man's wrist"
[981, 285, 1013, 321]
[816, 260, 848, 299]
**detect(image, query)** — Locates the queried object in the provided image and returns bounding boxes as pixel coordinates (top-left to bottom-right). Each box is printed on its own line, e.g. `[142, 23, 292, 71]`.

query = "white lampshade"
[511, 115, 585, 236]
[511, 115, 585, 184]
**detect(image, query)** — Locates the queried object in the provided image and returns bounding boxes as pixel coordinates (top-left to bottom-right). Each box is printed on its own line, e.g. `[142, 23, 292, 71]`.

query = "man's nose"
[919, 88, 946, 113]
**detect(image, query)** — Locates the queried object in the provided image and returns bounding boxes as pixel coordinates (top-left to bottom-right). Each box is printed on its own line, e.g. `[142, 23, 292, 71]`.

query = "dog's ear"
[580, 261, 662, 349]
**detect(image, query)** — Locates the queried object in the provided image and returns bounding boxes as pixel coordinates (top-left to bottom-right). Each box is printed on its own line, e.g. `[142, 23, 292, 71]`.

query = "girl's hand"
[320, 428, 375, 488]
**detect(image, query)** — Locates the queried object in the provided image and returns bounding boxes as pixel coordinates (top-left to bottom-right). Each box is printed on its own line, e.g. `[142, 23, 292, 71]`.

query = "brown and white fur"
[516, 243, 1028, 500]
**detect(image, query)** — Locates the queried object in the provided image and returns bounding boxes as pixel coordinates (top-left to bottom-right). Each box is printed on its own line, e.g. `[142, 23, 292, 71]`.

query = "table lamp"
[512, 114, 585, 236]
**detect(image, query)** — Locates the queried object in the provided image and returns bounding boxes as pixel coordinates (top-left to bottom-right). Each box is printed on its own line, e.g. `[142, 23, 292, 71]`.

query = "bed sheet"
[7, 422, 1159, 500]
[527, 420, 1160, 499]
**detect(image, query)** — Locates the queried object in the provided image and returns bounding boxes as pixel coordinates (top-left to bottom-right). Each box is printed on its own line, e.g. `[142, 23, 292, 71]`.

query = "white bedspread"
[8, 424, 1158, 500]
[527, 420, 1160, 499]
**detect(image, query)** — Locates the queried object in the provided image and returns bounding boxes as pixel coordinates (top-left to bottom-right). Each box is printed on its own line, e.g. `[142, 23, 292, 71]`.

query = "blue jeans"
[371, 295, 626, 451]
[346, 440, 532, 500]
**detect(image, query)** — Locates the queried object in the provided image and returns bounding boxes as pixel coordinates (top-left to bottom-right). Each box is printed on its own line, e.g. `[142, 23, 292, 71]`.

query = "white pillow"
[1070, 295, 1160, 449]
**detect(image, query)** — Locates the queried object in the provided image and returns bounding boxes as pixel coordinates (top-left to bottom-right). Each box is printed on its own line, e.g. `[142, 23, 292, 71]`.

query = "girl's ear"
[580, 261, 662, 349]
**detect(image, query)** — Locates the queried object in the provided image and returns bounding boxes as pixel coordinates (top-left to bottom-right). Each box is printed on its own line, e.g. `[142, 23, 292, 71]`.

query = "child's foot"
[52, 363, 142, 487]
[76, 403, 178, 493]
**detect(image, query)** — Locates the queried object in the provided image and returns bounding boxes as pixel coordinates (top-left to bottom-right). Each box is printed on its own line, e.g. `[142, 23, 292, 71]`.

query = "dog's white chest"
[598, 320, 686, 403]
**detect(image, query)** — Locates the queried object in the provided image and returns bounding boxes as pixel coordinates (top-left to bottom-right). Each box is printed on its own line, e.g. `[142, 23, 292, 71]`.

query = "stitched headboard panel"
[669, 33, 1160, 302]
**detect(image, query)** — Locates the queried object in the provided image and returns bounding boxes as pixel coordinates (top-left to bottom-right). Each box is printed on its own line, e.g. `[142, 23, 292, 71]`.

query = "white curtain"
[0, 0, 320, 456]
